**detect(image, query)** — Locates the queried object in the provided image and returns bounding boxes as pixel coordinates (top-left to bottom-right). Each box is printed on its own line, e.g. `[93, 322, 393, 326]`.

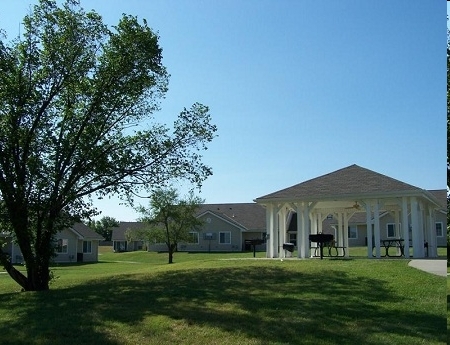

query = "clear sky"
[1, 0, 446, 221]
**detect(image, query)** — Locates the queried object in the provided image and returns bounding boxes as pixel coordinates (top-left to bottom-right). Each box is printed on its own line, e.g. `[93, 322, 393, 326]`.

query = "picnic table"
[378, 239, 404, 257]
[310, 242, 346, 258]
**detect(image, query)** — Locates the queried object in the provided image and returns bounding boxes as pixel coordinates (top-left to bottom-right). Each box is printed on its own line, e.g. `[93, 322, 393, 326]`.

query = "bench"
[311, 244, 346, 258]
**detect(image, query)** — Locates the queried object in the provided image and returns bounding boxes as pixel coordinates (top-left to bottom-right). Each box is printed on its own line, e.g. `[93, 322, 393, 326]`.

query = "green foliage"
[137, 188, 204, 263]
[89, 216, 119, 241]
[0, 0, 216, 290]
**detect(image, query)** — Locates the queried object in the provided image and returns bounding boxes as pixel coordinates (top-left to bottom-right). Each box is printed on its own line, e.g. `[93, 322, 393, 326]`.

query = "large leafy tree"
[137, 188, 203, 264]
[0, 0, 216, 291]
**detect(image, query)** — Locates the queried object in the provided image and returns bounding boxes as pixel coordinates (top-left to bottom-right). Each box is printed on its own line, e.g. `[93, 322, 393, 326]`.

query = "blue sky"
[1, 0, 446, 221]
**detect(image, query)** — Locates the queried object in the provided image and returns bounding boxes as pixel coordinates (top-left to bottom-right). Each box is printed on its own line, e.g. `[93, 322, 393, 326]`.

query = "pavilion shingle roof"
[256, 164, 424, 201]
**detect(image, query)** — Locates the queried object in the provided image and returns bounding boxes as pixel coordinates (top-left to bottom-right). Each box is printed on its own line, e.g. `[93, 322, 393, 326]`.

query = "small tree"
[137, 188, 203, 264]
[89, 216, 119, 241]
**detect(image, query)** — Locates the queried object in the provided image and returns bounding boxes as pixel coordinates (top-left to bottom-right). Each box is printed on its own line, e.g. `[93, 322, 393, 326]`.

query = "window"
[348, 225, 357, 239]
[436, 222, 443, 237]
[56, 239, 68, 254]
[387, 223, 396, 238]
[219, 232, 231, 244]
[189, 232, 199, 244]
[83, 241, 92, 254]
[114, 241, 127, 252]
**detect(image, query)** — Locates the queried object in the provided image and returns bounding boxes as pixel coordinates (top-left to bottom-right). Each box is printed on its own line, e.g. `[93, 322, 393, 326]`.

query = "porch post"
[411, 197, 423, 258]
[266, 204, 274, 258]
[317, 212, 323, 233]
[311, 212, 318, 235]
[374, 200, 381, 258]
[402, 197, 410, 258]
[427, 206, 437, 257]
[296, 204, 303, 258]
[394, 210, 402, 256]
[343, 212, 349, 257]
[272, 206, 279, 258]
[365, 202, 373, 258]
[419, 201, 425, 256]
[337, 212, 344, 248]
[302, 203, 310, 258]
[279, 207, 287, 258]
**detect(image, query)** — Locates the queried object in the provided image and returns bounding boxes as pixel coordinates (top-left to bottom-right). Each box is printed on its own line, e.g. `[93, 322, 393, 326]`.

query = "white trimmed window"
[83, 241, 92, 254]
[386, 223, 396, 238]
[189, 232, 199, 244]
[435, 222, 443, 237]
[219, 232, 231, 244]
[348, 225, 357, 239]
[56, 239, 68, 253]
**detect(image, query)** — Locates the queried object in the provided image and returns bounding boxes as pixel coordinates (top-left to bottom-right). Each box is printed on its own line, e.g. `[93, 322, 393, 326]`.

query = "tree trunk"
[0, 225, 52, 291]
[0, 251, 50, 291]
[26, 260, 51, 291]
[168, 243, 177, 264]
[0, 251, 28, 290]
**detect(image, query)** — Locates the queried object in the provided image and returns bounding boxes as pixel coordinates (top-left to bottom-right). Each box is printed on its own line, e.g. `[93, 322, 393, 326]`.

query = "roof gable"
[197, 203, 266, 231]
[256, 164, 424, 201]
[427, 189, 447, 209]
[111, 222, 147, 241]
[71, 223, 104, 240]
[198, 210, 246, 230]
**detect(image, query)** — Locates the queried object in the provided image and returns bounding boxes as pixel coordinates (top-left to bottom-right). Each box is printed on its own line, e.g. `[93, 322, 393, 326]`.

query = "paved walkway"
[408, 259, 447, 277]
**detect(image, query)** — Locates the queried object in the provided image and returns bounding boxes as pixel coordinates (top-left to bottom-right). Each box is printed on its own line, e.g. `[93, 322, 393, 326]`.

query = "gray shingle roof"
[427, 189, 447, 210]
[111, 222, 147, 241]
[197, 203, 266, 231]
[256, 164, 425, 201]
[111, 204, 266, 240]
[71, 223, 104, 240]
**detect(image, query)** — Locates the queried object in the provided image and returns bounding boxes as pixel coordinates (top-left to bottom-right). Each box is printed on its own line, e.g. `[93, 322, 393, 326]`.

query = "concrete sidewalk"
[408, 259, 447, 277]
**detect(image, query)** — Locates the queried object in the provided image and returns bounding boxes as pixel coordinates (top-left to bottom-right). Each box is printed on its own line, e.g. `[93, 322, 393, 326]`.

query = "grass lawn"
[0, 247, 446, 345]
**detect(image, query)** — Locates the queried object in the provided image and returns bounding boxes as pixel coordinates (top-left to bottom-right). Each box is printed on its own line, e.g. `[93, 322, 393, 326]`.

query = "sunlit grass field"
[0, 246, 446, 345]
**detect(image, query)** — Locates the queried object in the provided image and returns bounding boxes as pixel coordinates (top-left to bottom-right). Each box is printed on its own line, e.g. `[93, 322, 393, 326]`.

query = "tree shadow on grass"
[0, 266, 446, 345]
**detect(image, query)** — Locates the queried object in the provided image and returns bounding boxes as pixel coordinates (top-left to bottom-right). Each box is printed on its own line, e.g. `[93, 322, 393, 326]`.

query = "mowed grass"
[0, 247, 446, 345]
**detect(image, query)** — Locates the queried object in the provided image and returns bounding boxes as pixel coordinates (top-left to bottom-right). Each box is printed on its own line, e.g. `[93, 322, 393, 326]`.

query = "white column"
[365, 202, 373, 258]
[311, 213, 318, 235]
[296, 204, 303, 258]
[318, 212, 323, 233]
[419, 201, 425, 254]
[303, 204, 310, 258]
[337, 213, 343, 247]
[428, 206, 437, 257]
[411, 197, 423, 258]
[401, 197, 410, 258]
[394, 210, 401, 256]
[272, 206, 279, 258]
[279, 207, 286, 258]
[266, 204, 274, 258]
[343, 212, 349, 257]
[374, 201, 381, 258]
